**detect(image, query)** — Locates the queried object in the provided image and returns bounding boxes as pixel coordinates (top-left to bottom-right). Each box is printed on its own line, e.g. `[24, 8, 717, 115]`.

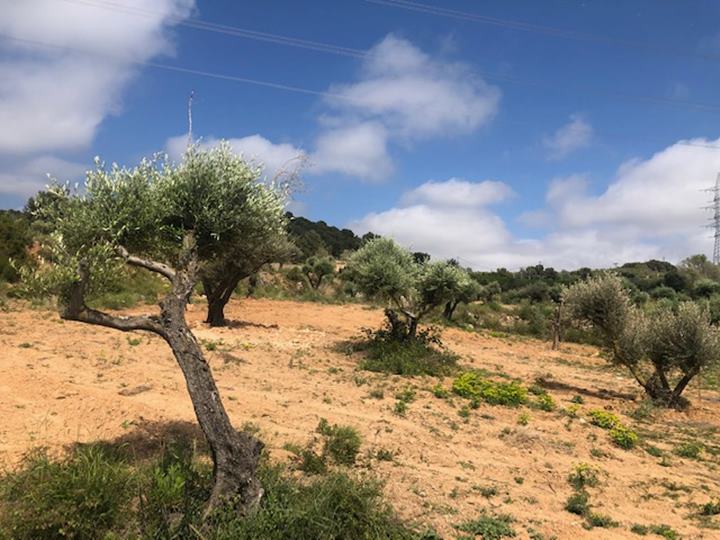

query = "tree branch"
[62, 304, 166, 336]
[60, 259, 166, 337]
[117, 245, 176, 282]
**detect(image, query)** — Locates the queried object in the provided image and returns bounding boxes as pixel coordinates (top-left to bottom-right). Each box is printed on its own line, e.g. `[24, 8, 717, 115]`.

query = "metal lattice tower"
[711, 173, 720, 265]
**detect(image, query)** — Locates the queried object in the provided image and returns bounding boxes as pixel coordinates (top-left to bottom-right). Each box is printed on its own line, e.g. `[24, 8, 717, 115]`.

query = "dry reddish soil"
[2, 298, 720, 539]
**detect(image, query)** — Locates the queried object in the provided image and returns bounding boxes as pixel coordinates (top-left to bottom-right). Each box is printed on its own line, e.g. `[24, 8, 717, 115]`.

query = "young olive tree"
[25, 144, 286, 516]
[301, 255, 335, 290]
[564, 273, 720, 407]
[345, 238, 462, 339]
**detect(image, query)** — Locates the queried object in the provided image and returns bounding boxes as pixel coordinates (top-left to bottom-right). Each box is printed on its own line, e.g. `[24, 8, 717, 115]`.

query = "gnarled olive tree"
[25, 144, 287, 516]
[564, 273, 720, 408]
[345, 238, 466, 339]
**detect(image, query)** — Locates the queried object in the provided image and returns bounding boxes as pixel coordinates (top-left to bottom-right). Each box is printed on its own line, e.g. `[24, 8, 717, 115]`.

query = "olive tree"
[564, 273, 720, 407]
[24, 144, 287, 515]
[345, 238, 461, 339]
[301, 255, 335, 290]
[198, 156, 292, 327]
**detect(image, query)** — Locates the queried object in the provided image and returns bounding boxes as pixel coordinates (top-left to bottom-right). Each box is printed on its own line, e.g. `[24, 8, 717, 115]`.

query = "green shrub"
[317, 419, 362, 466]
[0, 439, 428, 540]
[393, 400, 408, 416]
[588, 409, 620, 429]
[610, 425, 639, 449]
[567, 463, 600, 490]
[395, 387, 416, 403]
[431, 384, 449, 398]
[356, 328, 458, 377]
[454, 511, 516, 539]
[565, 490, 590, 515]
[673, 441, 703, 459]
[452, 372, 528, 407]
[0, 446, 133, 539]
[584, 512, 618, 529]
[533, 392, 556, 412]
[701, 499, 720, 516]
[629, 524, 679, 539]
[214, 465, 422, 539]
[297, 449, 328, 475]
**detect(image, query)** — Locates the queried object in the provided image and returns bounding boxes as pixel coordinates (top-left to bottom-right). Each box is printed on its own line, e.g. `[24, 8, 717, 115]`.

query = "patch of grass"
[701, 499, 720, 516]
[355, 329, 459, 377]
[395, 387, 416, 403]
[0, 435, 427, 540]
[584, 512, 618, 529]
[454, 511, 516, 539]
[610, 425, 639, 449]
[432, 384, 449, 399]
[368, 388, 385, 400]
[458, 406, 471, 419]
[673, 441, 703, 460]
[0, 445, 133, 539]
[375, 448, 394, 462]
[317, 419, 362, 466]
[452, 371, 528, 407]
[393, 400, 408, 416]
[517, 412, 530, 426]
[630, 524, 680, 539]
[533, 392, 556, 412]
[475, 485, 498, 498]
[588, 409, 620, 429]
[570, 394, 584, 404]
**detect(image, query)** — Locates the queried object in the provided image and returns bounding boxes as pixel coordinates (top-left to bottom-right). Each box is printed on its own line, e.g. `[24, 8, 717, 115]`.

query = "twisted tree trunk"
[61, 243, 263, 517]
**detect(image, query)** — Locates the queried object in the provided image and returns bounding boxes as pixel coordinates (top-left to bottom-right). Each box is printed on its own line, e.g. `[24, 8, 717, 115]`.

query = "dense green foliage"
[287, 212, 362, 258]
[452, 371, 528, 406]
[353, 325, 459, 376]
[0, 440, 429, 540]
[0, 210, 32, 282]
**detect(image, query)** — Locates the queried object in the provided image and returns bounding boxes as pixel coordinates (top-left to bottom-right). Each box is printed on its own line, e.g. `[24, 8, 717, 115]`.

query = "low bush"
[609, 425, 639, 449]
[452, 372, 528, 407]
[355, 327, 459, 377]
[454, 511, 516, 539]
[567, 463, 600, 490]
[0, 446, 133, 539]
[673, 441, 703, 459]
[587, 410, 620, 429]
[0, 437, 428, 540]
[564, 490, 590, 515]
[317, 419, 362, 466]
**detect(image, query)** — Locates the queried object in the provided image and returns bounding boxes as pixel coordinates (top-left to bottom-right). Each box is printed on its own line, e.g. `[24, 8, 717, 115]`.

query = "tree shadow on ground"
[535, 377, 638, 401]
[68, 419, 208, 462]
[224, 320, 279, 330]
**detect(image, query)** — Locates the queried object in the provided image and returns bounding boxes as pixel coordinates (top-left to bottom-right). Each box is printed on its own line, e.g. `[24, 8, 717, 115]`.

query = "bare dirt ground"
[2, 298, 720, 539]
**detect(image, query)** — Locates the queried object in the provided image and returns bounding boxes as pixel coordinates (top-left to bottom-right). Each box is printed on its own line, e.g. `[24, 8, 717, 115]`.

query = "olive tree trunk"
[61, 244, 263, 517]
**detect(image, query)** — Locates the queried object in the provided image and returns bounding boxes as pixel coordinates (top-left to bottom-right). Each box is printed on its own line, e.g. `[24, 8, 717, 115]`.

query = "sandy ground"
[1, 298, 720, 539]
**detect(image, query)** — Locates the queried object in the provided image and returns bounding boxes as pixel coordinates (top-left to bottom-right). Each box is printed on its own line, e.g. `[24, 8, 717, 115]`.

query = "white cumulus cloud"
[350, 138, 720, 270]
[0, 0, 194, 201]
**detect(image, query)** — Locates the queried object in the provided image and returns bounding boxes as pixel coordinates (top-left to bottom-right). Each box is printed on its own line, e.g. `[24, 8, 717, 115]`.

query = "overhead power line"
[4, 31, 720, 131]
[58, 0, 368, 58]
[364, 0, 720, 63]
[46, 0, 720, 115]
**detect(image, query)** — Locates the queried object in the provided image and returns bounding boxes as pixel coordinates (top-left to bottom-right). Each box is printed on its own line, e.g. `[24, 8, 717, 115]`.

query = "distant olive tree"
[345, 238, 462, 339]
[301, 256, 335, 290]
[564, 273, 720, 408]
[23, 144, 287, 516]
[198, 155, 293, 327]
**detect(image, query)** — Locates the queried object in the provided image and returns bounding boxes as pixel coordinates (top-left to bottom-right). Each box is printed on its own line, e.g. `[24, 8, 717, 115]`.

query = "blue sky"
[2, 0, 720, 269]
